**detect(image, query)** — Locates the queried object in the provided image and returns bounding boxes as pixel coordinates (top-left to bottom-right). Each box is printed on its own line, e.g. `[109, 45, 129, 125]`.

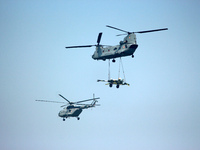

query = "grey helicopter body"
[65, 25, 168, 62]
[36, 94, 100, 121]
[92, 33, 138, 61]
[58, 98, 98, 121]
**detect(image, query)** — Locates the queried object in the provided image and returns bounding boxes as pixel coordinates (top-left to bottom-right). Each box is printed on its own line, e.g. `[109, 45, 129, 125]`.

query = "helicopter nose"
[129, 44, 138, 49]
[58, 111, 62, 117]
[92, 54, 96, 59]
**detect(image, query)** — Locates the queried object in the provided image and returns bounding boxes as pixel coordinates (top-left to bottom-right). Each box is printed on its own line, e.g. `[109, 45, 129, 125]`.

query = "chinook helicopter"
[65, 25, 168, 62]
[36, 94, 100, 121]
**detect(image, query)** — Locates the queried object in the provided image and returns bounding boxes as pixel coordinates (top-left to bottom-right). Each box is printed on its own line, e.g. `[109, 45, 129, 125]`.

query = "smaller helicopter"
[97, 78, 130, 88]
[36, 94, 100, 121]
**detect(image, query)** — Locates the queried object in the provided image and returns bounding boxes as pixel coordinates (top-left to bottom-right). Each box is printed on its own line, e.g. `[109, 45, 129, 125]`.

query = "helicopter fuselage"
[58, 102, 97, 120]
[92, 33, 138, 61]
[92, 44, 138, 60]
[58, 107, 82, 118]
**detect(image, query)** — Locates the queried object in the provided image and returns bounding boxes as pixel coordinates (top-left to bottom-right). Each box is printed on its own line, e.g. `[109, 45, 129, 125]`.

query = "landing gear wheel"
[116, 84, 119, 88]
[77, 117, 80, 120]
[112, 59, 116, 63]
[132, 55, 134, 58]
[109, 84, 113, 88]
[63, 118, 65, 121]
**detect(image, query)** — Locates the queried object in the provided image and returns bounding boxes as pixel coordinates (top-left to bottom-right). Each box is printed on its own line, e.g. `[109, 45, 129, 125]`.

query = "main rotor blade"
[75, 97, 100, 104]
[106, 25, 129, 34]
[76, 103, 100, 106]
[76, 103, 87, 105]
[35, 100, 65, 104]
[97, 32, 102, 45]
[65, 45, 94, 49]
[58, 94, 71, 103]
[135, 28, 168, 33]
[60, 104, 68, 107]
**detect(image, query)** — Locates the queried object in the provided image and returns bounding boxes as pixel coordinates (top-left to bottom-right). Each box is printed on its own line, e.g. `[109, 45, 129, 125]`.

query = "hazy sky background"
[0, 0, 200, 150]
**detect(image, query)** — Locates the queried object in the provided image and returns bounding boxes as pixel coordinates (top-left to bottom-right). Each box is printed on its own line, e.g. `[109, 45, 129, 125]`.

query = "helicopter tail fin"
[91, 100, 100, 107]
[91, 94, 100, 107]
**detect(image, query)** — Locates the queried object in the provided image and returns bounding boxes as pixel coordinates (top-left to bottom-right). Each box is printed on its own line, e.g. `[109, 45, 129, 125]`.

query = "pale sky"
[0, 0, 200, 150]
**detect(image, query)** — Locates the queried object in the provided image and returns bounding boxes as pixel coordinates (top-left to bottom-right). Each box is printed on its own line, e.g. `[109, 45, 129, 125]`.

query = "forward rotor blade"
[75, 98, 100, 104]
[97, 32, 102, 45]
[58, 94, 71, 103]
[65, 45, 94, 49]
[106, 25, 129, 34]
[135, 28, 168, 33]
[35, 100, 65, 104]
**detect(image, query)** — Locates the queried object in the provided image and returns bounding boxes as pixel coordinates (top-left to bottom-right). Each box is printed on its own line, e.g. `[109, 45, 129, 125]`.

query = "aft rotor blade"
[97, 32, 102, 45]
[65, 45, 94, 49]
[58, 94, 71, 103]
[106, 25, 129, 34]
[35, 100, 65, 104]
[75, 97, 100, 104]
[135, 28, 168, 33]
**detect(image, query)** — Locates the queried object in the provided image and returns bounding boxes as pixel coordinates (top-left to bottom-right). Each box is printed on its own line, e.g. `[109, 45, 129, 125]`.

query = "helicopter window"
[114, 47, 117, 50]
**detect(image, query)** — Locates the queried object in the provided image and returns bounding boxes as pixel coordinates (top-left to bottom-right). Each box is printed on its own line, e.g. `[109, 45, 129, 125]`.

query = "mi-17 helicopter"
[65, 25, 168, 62]
[36, 94, 100, 121]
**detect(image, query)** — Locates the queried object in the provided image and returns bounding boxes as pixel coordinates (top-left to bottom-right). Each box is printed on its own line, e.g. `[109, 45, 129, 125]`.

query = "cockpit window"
[114, 47, 117, 50]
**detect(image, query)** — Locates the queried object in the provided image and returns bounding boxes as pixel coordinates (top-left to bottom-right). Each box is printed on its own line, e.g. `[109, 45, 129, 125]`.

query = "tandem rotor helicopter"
[65, 25, 168, 62]
[36, 94, 100, 121]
